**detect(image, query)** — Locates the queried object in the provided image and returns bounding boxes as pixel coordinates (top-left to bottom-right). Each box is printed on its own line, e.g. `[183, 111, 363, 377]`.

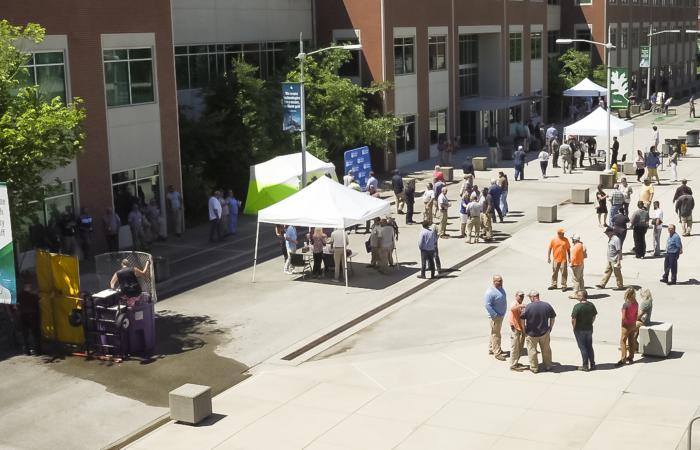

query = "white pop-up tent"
[252, 176, 391, 289]
[564, 107, 634, 137]
[244, 152, 337, 215]
[563, 78, 608, 97]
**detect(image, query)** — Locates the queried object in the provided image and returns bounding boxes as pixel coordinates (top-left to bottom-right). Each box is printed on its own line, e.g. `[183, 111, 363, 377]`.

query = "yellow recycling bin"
[36, 250, 84, 345]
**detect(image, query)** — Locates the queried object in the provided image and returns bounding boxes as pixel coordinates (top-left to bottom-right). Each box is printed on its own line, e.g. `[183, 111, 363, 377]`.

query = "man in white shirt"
[422, 182, 435, 224]
[284, 225, 298, 274]
[343, 170, 354, 187]
[652, 126, 660, 150]
[437, 188, 450, 237]
[166, 185, 184, 237]
[366, 171, 379, 192]
[377, 218, 394, 274]
[651, 200, 664, 257]
[330, 228, 348, 281]
[208, 190, 222, 242]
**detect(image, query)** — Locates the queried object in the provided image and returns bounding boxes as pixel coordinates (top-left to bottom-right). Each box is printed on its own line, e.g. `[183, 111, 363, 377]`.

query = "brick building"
[2, 1, 181, 251]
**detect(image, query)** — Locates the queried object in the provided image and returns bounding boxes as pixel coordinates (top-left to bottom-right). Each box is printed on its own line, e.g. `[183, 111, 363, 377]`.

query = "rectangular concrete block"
[473, 157, 488, 171]
[440, 166, 454, 182]
[639, 322, 673, 357]
[599, 173, 615, 189]
[537, 205, 557, 222]
[571, 188, 590, 204]
[622, 161, 636, 175]
[169, 384, 212, 424]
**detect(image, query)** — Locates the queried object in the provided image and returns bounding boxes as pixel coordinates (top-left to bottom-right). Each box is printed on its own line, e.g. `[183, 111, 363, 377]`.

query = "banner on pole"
[640, 46, 650, 68]
[609, 67, 629, 109]
[0, 183, 16, 304]
[281, 82, 302, 132]
[343, 146, 372, 191]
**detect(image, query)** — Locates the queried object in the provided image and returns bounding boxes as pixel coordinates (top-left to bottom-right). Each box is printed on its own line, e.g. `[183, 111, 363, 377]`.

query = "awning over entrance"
[459, 95, 541, 111]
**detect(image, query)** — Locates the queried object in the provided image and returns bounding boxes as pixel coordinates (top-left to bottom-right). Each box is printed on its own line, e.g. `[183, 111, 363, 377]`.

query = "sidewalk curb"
[102, 413, 171, 450]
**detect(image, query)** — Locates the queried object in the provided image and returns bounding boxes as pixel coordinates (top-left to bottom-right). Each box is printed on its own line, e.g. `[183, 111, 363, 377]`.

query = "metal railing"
[687, 416, 700, 450]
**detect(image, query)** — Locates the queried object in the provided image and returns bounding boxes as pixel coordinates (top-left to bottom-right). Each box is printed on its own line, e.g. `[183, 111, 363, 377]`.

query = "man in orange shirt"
[547, 227, 571, 291]
[509, 290, 527, 370]
[569, 234, 587, 299]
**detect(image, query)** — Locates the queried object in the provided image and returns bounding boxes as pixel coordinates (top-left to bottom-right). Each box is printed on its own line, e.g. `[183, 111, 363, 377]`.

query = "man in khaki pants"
[483, 275, 507, 361]
[547, 228, 571, 291]
[509, 291, 527, 370]
[521, 291, 557, 373]
[569, 234, 587, 299]
[330, 228, 348, 282]
[596, 227, 624, 290]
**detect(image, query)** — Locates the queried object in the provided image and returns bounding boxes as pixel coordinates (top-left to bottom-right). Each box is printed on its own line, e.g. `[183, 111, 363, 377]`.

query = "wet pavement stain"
[41, 310, 249, 407]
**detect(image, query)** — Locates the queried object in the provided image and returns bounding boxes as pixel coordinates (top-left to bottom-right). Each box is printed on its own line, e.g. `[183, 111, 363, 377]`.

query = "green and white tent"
[243, 152, 337, 214]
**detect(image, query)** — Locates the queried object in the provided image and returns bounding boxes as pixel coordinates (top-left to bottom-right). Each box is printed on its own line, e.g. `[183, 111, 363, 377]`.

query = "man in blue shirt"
[521, 291, 557, 373]
[513, 146, 527, 181]
[484, 275, 507, 361]
[661, 224, 683, 284]
[488, 180, 503, 222]
[645, 148, 661, 185]
[417, 221, 437, 279]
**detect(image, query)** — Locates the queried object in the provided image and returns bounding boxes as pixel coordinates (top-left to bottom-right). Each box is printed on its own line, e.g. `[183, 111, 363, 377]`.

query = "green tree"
[557, 49, 591, 89]
[286, 49, 399, 163]
[0, 20, 85, 232]
[179, 60, 289, 222]
[591, 64, 607, 89]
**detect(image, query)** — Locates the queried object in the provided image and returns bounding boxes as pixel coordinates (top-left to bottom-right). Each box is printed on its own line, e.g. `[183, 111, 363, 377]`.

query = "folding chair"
[290, 253, 312, 278]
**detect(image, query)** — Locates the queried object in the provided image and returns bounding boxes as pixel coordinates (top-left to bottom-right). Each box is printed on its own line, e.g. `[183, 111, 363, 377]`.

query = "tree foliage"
[0, 20, 85, 231]
[557, 49, 591, 90]
[591, 64, 607, 89]
[286, 49, 399, 163]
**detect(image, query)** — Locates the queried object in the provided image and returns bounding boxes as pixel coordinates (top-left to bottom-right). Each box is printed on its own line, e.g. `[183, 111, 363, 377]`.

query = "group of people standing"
[486, 274, 653, 372]
[207, 189, 242, 243]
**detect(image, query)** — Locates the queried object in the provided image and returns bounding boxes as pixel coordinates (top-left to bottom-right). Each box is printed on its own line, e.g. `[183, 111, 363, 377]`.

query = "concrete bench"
[639, 322, 673, 357]
[439, 166, 454, 182]
[169, 384, 212, 424]
[622, 162, 636, 176]
[473, 157, 488, 171]
[666, 108, 677, 116]
[599, 173, 615, 189]
[537, 205, 557, 223]
[571, 188, 590, 204]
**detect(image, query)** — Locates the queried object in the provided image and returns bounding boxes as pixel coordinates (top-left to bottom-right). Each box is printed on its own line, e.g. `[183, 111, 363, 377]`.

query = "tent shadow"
[294, 264, 421, 290]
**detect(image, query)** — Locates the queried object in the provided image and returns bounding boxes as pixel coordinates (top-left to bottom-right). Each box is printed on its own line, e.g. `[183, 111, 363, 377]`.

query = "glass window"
[175, 55, 189, 89]
[395, 115, 416, 153]
[20, 51, 68, 103]
[394, 37, 415, 75]
[429, 36, 447, 71]
[429, 110, 448, 145]
[547, 31, 559, 55]
[531, 32, 543, 59]
[112, 164, 161, 223]
[610, 28, 618, 48]
[459, 35, 478, 66]
[337, 38, 361, 79]
[459, 67, 478, 97]
[18, 181, 75, 251]
[103, 47, 154, 107]
[575, 28, 592, 52]
[509, 33, 522, 62]
[621, 28, 628, 49]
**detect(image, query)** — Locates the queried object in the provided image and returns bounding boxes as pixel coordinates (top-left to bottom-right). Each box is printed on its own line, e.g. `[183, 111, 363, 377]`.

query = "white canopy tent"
[563, 78, 608, 97]
[252, 176, 392, 289]
[564, 107, 634, 137]
[564, 107, 636, 164]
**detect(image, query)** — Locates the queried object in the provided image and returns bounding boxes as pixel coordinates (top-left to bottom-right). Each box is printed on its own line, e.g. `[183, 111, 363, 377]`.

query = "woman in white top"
[538, 149, 550, 178]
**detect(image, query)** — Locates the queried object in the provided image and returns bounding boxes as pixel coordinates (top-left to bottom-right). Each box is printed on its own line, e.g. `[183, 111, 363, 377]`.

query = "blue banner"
[343, 146, 372, 191]
[281, 82, 302, 132]
[0, 183, 16, 304]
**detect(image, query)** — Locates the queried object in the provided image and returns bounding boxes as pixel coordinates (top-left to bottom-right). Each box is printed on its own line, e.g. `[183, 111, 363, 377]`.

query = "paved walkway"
[127, 105, 700, 450]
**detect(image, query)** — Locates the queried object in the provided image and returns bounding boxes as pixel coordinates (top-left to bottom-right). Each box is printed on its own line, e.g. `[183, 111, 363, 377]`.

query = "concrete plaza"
[126, 108, 700, 450]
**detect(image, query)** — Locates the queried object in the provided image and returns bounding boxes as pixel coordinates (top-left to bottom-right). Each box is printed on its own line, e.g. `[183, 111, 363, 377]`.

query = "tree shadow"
[295, 263, 421, 290]
[677, 278, 700, 285]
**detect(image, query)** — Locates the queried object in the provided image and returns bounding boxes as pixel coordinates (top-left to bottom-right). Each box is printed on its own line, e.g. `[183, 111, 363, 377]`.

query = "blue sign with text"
[281, 82, 302, 132]
[343, 146, 372, 191]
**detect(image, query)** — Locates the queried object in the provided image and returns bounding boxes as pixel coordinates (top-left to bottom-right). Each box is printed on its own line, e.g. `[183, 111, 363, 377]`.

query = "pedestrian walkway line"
[281, 246, 497, 362]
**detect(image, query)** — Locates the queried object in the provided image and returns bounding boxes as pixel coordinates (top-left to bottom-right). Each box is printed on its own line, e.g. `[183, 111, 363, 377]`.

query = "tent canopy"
[257, 176, 391, 229]
[564, 107, 634, 138]
[244, 152, 336, 214]
[563, 78, 607, 97]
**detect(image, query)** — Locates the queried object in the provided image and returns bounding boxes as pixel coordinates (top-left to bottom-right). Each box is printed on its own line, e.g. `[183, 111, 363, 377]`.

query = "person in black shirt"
[404, 179, 416, 224]
[110, 258, 151, 298]
[18, 282, 41, 355]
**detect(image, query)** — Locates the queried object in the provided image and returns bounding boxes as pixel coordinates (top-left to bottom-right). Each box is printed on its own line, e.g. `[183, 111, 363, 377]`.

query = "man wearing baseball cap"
[569, 234, 587, 299]
[547, 227, 571, 291]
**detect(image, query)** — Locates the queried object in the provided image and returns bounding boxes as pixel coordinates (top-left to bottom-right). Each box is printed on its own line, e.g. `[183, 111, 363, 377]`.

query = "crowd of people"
[485, 274, 654, 372]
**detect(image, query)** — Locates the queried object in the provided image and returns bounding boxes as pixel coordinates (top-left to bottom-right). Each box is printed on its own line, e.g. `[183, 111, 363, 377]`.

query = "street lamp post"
[556, 38, 616, 171]
[646, 28, 680, 101]
[296, 33, 362, 187]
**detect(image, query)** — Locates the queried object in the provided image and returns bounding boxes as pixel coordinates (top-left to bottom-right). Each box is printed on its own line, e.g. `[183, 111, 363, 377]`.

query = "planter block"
[537, 205, 557, 223]
[639, 323, 672, 357]
[169, 384, 212, 424]
[571, 188, 590, 204]
[473, 157, 488, 171]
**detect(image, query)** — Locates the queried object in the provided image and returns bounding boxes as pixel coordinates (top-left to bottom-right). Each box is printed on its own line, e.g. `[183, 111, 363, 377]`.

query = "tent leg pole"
[252, 222, 260, 282]
[343, 232, 349, 292]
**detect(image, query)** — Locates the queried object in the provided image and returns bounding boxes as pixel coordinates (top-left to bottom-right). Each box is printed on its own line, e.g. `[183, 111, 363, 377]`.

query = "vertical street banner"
[639, 46, 650, 68]
[0, 183, 16, 304]
[609, 67, 629, 109]
[343, 146, 372, 191]
[281, 82, 302, 132]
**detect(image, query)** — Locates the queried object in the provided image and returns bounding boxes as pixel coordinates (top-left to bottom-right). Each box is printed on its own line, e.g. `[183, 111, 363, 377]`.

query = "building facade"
[316, 0, 549, 170]
[2, 1, 182, 251]
[560, 0, 698, 100]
